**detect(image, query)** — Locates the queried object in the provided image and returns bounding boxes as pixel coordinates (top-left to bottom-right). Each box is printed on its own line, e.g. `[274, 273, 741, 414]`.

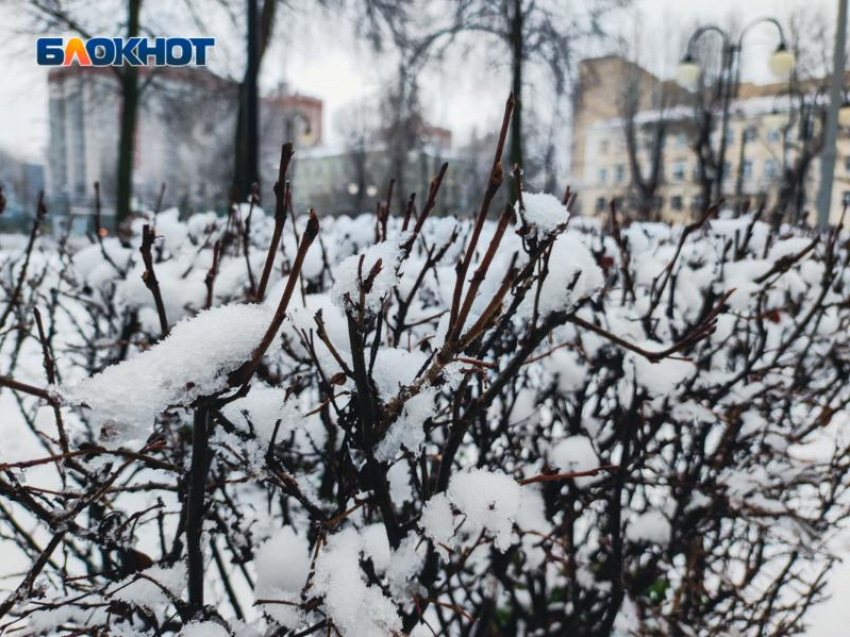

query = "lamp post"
[816, 0, 848, 230]
[677, 19, 794, 206]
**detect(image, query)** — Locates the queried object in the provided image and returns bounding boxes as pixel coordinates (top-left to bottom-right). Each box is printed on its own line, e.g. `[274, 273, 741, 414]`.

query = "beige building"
[571, 56, 850, 223]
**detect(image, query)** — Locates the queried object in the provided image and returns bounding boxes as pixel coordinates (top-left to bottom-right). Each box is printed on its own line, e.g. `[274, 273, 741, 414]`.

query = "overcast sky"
[0, 0, 839, 164]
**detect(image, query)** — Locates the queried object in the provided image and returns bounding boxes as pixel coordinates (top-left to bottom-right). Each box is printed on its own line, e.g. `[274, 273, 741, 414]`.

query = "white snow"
[627, 511, 672, 544]
[111, 564, 187, 608]
[255, 527, 312, 628]
[313, 528, 403, 636]
[421, 469, 527, 551]
[63, 303, 273, 445]
[549, 435, 602, 487]
[528, 231, 604, 316]
[331, 239, 405, 316]
[517, 192, 570, 238]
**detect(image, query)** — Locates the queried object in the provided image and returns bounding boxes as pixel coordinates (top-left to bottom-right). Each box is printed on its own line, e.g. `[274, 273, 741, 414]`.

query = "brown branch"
[140, 224, 169, 337]
[241, 184, 259, 299]
[0, 532, 65, 620]
[448, 204, 514, 346]
[518, 464, 619, 486]
[204, 240, 222, 309]
[33, 308, 68, 455]
[401, 163, 448, 253]
[0, 193, 45, 332]
[753, 237, 819, 285]
[645, 203, 719, 318]
[256, 143, 295, 302]
[231, 210, 319, 387]
[447, 93, 514, 335]
[0, 375, 56, 404]
[569, 288, 735, 364]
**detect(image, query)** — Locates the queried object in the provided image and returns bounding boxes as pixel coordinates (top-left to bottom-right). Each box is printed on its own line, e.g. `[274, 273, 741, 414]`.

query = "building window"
[767, 129, 782, 144]
[673, 161, 686, 181]
[595, 197, 606, 212]
[742, 160, 753, 181]
[743, 126, 758, 142]
[599, 139, 609, 153]
[677, 133, 688, 149]
[691, 195, 703, 211]
[844, 156, 850, 172]
[843, 192, 850, 206]
[671, 195, 683, 211]
[615, 164, 626, 183]
[764, 159, 779, 180]
[721, 162, 732, 181]
[598, 168, 608, 184]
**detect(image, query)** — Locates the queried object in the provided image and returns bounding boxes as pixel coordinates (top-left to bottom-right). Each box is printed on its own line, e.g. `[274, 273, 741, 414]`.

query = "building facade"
[571, 56, 850, 224]
[292, 125, 463, 217]
[47, 66, 322, 230]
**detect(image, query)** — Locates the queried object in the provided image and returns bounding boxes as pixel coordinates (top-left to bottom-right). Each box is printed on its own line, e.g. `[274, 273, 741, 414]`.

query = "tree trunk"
[509, 0, 523, 173]
[233, 0, 276, 202]
[115, 0, 142, 227]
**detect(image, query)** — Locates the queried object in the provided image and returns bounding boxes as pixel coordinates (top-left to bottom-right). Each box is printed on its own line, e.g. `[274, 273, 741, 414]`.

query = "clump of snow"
[386, 534, 426, 601]
[376, 387, 436, 461]
[628, 353, 695, 397]
[549, 435, 601, 487]
[180, 621, 230, 637]
[421, 469, 527, 551]
[527, 232, 604, 316]
[63, 303, 273, 445]
[332, 239, 404, 316]
[71, 239, 134, 290]
[371, 348, 429, 398]
[255, 527, 312, 628]
[516, 192, 570, 238]
[313, 528, 403, 636]
[626, 511, 671, 544]
[111, 564, 186, 608]
[221, 384, 299, 448]
[542, 349, 587, 392]
[508, 387, 541, 425]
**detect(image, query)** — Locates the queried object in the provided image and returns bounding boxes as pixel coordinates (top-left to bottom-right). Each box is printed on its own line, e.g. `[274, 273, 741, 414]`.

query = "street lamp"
[675, 53, 701, 88]
[769, 43, 796, 79]
[677, 19, 794, 204]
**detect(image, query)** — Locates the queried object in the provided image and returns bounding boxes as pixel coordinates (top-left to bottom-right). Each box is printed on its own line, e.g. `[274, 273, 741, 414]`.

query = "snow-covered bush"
[1, 105, 850, 636]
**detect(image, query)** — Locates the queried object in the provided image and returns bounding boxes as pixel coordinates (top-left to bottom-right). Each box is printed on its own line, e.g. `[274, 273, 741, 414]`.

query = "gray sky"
[0, 0, 837, 164]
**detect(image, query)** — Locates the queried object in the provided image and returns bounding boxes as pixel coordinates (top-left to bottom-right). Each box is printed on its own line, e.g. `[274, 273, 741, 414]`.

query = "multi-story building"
[571, 55, 850, 223]
[0, 149, 44, 230]
[47, 66, 322, 230]
[292, 124, 465, 216]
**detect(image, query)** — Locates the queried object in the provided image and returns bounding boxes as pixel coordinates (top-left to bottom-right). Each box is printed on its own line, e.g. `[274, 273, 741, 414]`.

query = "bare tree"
[231, 0, 411, 200]
[617, 44, 682, 220]
[410, 0, 627, 174]
[771, 8, 835, 224]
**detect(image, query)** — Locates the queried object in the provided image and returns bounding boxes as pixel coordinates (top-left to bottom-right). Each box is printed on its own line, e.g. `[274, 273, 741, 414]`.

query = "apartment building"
[571, 56, 850, 223]
[47, 66, 322, 229]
